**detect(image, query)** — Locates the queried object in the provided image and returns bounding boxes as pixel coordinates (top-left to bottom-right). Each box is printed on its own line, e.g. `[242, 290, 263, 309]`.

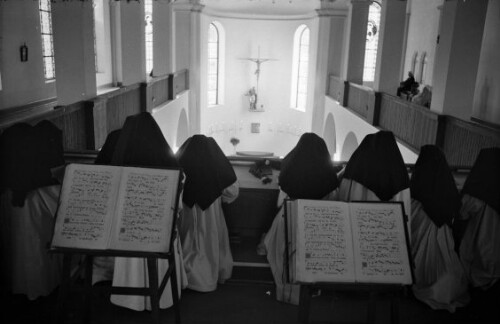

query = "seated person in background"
[263, 133, 340, 305]
[397, 71, 416, 97]
[412, 85, 432, 108]
[455, 148, 500, 290]
[176, 135, 239, 292]
[108, 112, 187, 311]
[410, 145, 469, 313]
[338, 131, 411, 220]
[0, 121, 65, 300]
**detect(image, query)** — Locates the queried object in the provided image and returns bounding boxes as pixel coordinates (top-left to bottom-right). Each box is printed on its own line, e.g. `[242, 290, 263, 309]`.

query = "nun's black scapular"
[111, 112, 178, 168]
[278, 133, 339, 199]
[461, 147, 500, 214]
[94, 129, 122, 166]
[410, 145, 461, 227]
[0, 121, 64, 207]
[343, 131, 409, 201]
[105, 112, 184, 311]
[176, 134, 236, 210]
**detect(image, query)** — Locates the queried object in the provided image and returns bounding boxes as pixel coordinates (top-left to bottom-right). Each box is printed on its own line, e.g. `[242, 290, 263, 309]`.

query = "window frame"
[207, 22, 220, 107]
[39, 0, 55, 82]
[290, 24, 310, 112]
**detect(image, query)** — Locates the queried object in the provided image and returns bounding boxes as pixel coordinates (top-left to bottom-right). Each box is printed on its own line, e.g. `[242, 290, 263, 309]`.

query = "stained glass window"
[363, 1, 381, 83]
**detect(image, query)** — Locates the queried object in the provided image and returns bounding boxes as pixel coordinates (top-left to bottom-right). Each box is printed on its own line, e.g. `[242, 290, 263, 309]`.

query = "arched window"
[208, 22, 220, 106]
[39, 0, 55, 81]
[290, 24, 310, 112]
[145, 0, 153, 75]
[362, 1, 381, 83]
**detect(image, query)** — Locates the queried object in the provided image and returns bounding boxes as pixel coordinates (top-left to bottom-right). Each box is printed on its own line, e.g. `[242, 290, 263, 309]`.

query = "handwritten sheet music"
[349, 203, 412, 284]
[52, 164, 121, 249]
[111, 168, 177, 252]
[295, 200, 355, 282]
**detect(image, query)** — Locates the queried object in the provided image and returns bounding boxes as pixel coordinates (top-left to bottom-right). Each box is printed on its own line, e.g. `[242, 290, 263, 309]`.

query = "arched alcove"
[175, 109, 189, 149]
[340, 131, 359, 162]
[323, 113, 336, 158]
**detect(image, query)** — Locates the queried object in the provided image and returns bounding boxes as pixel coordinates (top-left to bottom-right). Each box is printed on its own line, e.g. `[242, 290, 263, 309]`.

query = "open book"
[51, 163, 181, 253]
[286, 200, 412, 285]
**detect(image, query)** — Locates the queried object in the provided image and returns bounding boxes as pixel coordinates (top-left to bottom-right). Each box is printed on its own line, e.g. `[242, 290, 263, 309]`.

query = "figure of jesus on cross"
[241, 46, 276, 110]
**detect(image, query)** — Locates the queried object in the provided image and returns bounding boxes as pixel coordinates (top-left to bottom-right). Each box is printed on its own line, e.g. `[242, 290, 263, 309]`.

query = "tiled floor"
[4, 275, 500, 324]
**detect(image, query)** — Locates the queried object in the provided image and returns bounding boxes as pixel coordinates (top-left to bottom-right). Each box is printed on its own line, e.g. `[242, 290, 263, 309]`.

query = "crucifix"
[240, 46, 277, 110]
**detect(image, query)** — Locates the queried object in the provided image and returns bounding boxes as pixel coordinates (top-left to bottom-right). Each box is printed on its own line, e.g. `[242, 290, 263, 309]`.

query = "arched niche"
[340, 131, 359, 162]
[323, 113, 336, 158]
[175, 109, 189, 149]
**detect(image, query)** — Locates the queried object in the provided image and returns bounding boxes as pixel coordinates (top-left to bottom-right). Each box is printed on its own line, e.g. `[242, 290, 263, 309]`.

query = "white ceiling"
[202, 0, 348, 17]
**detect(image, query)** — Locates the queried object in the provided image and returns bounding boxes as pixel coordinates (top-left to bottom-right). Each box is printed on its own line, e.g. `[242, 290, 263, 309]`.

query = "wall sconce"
[20, 43, 28, 62]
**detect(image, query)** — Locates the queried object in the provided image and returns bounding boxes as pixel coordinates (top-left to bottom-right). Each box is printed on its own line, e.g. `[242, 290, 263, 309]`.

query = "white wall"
[0, 0, 57, 109]
[404, 0, 443, 86]
[323, 96, 418, 164]
[472, 0, 500, 126]
[152, 91, 189, 151]
[199, 15, 317, 157]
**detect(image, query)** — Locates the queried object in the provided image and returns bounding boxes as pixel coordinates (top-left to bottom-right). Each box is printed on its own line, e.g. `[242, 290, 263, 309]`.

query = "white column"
[173, 0, 204, 135]
[154, 0, 175, 76]
[341, 0, 370, 84]
[373, 0, 407, 93]
[431, 0, 488, 119]
[52, 0, 96, 105]
[327, 12, 348, 78]
[311, 6, 348, 134]
[119, 0, 146, 86]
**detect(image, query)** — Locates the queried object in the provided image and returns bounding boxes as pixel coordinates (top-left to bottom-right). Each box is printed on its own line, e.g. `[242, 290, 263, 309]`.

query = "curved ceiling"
[202, 0, 348, 18]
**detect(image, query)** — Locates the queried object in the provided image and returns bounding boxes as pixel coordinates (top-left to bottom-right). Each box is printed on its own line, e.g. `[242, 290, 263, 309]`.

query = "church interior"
[0, 0, 499, 323]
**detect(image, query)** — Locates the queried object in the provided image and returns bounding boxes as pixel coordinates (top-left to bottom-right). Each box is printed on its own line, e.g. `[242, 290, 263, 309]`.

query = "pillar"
[341, 0, 370, 85]
[52, 0, 96, 105]
[373, 0, 407, 94]
[431, 0, 488, 119]
[173, 0, 203, 135]
[311, 3, 348, 134]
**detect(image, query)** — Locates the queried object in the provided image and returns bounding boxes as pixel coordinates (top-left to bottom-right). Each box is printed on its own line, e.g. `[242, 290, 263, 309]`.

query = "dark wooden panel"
[0, 97, 57, 131]
[49, 103, 89, 151]
[105, 85, 142, 132]
[345, 83, 378, 125]
[222, 188, 280, 237]
[441, 116, 500, 167]
[168, 69, 189, 100]
[151, 75, 170, 107]
[328, 75, 344, 102]
[378, 93, 440, 151]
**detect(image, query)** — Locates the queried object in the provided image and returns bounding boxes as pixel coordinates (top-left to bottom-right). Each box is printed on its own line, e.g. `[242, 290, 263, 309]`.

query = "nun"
[108, 112, 187, 311]
[338, 131, 411, 219]
[0, 121, 65, 300]
[410, 145, 469, 312]
[263, 133, 340, 305]
[176, 135, 239, 292]
[456, 147, 500, 290]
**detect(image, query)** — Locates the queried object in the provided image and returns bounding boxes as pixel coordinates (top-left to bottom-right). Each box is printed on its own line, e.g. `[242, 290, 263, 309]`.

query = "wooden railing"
[0, 70, 189, 151]
[441, 116, 500, 167]
[345, 82, 379, 125]
[378, 93, 442, 151]
[168, 69, 189, 100]
[328, 75, 345, 104]
[334, 76, 499, 167]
